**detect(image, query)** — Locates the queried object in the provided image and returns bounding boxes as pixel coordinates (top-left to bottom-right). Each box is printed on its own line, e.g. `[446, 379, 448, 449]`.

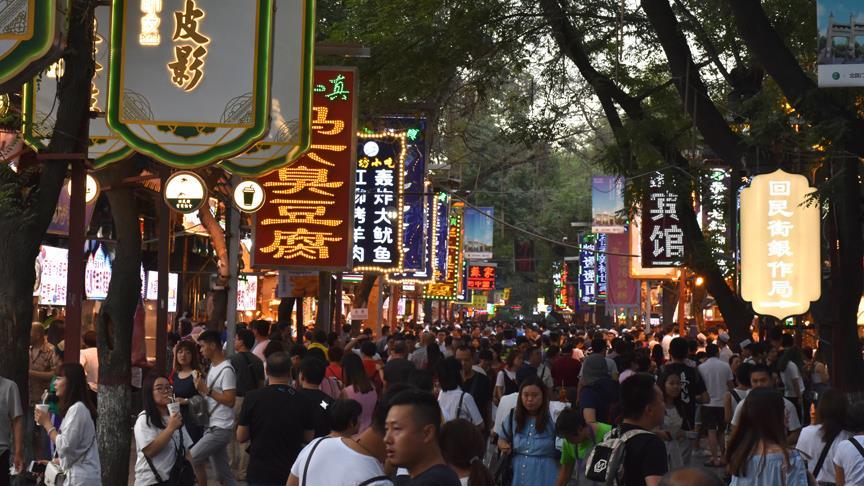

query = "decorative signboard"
[467, 264, 496, 291]
[145, 270, 178, 312]
[253, 68, 357, 271]
[236, 274, 258, 312]
[386, 186, 435, 284]
[434, 192, 450, 279]
[741, 170, 820, 319]
[0, 0, 67, 93]
[352, 131, 407, 272]
[605, 233, 639, 309]
[21, 6, 133, 166]
[463, 207, 494, 260]
[597, 233, 607, 300]
[552, 261, 567, 309]
[163, 171, 207, 213]
[592, 176, 626, 233]
[84, 244, 111, 300]
[701, 168, 733, 277]
[36, 245, 67, 306]
[817, 3, 864, 87]
[233, 180, 265, 213]
[106, 0, 276, 168]
[424, 204, 463, 300]
[220, 0, 315, 175]
[641, 172, 684, 267]
[578, 234, 597, 305]
[276, 270, 318, 298]
[66, 173, 100, 204]
[629, 215, 678, 279]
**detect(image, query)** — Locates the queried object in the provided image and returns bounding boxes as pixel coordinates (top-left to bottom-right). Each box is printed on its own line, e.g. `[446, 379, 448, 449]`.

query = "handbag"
[491, 410, 515, 486]
[188, 366, 231, 427]
[144, 428, 195, 486]
[44, 430, 96, 486]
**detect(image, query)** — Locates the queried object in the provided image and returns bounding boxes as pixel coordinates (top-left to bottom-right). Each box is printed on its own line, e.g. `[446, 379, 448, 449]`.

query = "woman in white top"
[796, 388, 849, 485]
[834, 401, 864, 486]
[133, 373, 192, 486]
[436, 358, 484, 425]
[34, 363, 101, 485]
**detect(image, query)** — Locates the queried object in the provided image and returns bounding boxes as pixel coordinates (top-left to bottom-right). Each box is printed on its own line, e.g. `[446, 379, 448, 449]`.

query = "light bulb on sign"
[363, 141, 379, 157]
[66, 174, 101, 205]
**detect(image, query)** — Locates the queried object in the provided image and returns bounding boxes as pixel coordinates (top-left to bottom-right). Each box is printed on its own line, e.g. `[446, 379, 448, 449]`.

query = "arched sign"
[0, 1, 67, 93]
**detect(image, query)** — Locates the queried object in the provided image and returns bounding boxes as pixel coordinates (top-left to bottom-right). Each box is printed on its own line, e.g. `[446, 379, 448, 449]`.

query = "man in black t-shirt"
[619, 373, 668, 486]
[384, 389, 461, 486]
[296, 356, 335, 438]
[237, 351, 314, 485]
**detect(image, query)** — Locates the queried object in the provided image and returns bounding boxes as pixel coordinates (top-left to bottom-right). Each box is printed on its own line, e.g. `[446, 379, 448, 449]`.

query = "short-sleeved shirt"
[133, 412, 192, 486]
[290, 437, 392, 485]
[731, 393, 801, 432]
[698, 357, 734, 407]
[408, 464, 461, 486]
[661, 362, 705, 429]
[438, 389, 483, 425]
[796, 424, 850, 483]
[619, 423, 668, 486]
[560, 422, 612, 465]
[238, 384, 315, 484]
[205, 360, 236, 429]
[29, 342, 59, 405]
[0, 377, 23, 455]
[296, 388, 334, 438]
[229, 351, 265, 397]
[833, 436, 864, 484]
[578, 378, 619, 424]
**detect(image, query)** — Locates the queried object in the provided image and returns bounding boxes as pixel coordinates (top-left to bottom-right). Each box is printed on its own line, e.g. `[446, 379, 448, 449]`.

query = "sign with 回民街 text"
[107, 0, 275, 168]
[0, 0, 67, 93]
[253, 68, 357, 271]
[741, 170, 820, 319]
[641, 172, 684, 267]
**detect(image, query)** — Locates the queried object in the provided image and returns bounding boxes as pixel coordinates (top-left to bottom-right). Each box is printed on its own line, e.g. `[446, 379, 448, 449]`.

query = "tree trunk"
[0, 0, 95, 405]
[352, 274, 378, 334]
[94, 159, 143, 485]
[199, 205, 229, 331]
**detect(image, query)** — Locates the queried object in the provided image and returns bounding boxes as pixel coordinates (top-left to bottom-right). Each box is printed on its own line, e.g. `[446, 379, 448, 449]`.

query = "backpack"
[584, 426, 654, 485]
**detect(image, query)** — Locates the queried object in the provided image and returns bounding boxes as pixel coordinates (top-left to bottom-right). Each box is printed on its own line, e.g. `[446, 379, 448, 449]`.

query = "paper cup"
[167, 402, 181, 416]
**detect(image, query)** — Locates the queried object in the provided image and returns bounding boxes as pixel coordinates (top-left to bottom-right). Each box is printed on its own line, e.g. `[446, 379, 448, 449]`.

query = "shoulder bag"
[188, 365, 231, 427]
[301, 437, 332, 486]
[144, 427, 195, 486]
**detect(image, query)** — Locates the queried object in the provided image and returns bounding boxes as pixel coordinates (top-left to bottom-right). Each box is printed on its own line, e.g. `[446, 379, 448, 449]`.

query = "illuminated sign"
[253, 68, 357, 271]
[22, 6, 133, 168]
[146, 270, 178, 312]
[467, 265, 496, 291]
[236, 274, 258, 312]
[66, 174, 101, 204]
[597, 233, 607, 300]
[85, 244, 112, 300]
[387, 185, 436, 284]
[553, 261, 567, 309]
[106, 0, 276, 168]
[463, 207, 494, 260]
[606, 233, 639, 308]
[641, 172, 684, 267]
[233, 180, 265, 213]
[36, 245, 67, 306]
[629, 215, 679, 279]
[592, 176, 626, 233]
[163, 171, 207, 213]
[579, 234, 597, 305]
[0, 1, 66, 92]
[434, 192, 450, 279]
[701, 168, 733, 277]
[741, 170, 820, 319]
[425, 204, 463, 300]
[352, 131, 407, 272]
[220, 0, 316, 175]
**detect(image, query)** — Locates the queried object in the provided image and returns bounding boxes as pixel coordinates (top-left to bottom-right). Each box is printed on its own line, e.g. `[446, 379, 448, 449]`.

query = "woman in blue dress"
[498, 375, 558, 486]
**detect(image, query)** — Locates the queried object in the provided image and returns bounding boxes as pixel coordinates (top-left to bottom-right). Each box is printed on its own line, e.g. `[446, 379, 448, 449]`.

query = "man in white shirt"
[661, 327, 676, 361]
[698, 344, 734, 467]
[193, 331, 238, 485]
[731, 364, 801, 444]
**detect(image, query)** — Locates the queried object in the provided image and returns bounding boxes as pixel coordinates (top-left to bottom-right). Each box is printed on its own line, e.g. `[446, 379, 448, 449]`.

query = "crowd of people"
[4, 317, 864, 486]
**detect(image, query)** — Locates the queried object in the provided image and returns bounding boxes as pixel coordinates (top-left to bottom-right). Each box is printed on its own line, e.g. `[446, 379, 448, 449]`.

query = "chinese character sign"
[467, 265, 496, 291]
[434, 192, 450, 280]
[741, 170, 820, 319]
[253, 68, 357, 270]
[579, 234, 597, 305]
[425, 205, 463, 300]
[642, 172, 684, 267]
[107, 0, 278, 168]
[597, 233, 607, 300]
[388, 186, 435, 284]
[0, 1, 66, 92]
[85, 244, 112, 301]
[701, 168, 733, 277]
[352, 132, 407, 271]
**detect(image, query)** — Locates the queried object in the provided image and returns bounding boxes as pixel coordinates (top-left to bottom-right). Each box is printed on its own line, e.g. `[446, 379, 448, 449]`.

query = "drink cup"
[35, 403, 49, 422]
[167, 402, 181, 416]
[243, 186, 255, 206]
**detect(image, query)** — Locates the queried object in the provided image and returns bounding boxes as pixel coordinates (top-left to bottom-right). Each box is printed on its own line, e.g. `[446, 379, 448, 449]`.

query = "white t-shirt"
[833, 435, 864, 484]
[206, 360, 236, 430]
[661, 334, 675, 360]
[698, 357, 733, 407]
[796, 424, 851, 483]
[438, 389, 483, 425]
[290, 437, 392, 485]
[133, 412, 193, 486]
[493, 392, 568, 437]
[731, 393, 801, 432]
[781, 361, 804, 399]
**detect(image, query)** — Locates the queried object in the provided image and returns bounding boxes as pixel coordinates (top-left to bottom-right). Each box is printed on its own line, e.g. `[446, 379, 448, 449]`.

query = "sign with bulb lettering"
[424, 204, 463, 300]
[106, 0, 278, 168]
[741, 170, 820, 319]
[0, 0, 68, 93]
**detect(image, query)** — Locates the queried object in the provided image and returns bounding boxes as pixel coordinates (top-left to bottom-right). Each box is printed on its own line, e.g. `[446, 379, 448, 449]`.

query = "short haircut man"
[266, 352, 293, 378]
[236, 328, 255, 350]
[620, 373, 661, 421]
[669, 337, 689, 361]
[198, 330, 222, 347]
[299, 356, 326, 386]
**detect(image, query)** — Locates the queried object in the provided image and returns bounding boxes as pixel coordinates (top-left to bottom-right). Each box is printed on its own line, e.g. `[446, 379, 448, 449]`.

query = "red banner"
[606, 233, 639, 308]
[467, 265, 496, 291]
[253, 68, 357, 270]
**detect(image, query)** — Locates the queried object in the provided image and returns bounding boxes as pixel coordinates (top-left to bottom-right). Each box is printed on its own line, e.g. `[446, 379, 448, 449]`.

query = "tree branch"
[670, 0, 732, 83]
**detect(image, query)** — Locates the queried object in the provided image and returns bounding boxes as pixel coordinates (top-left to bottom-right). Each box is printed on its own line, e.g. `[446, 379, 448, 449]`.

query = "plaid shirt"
[29, 342, 58, 405]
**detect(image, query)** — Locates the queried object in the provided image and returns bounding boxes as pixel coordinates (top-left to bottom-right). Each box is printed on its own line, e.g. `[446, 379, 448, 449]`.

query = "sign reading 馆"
[641, 172, 684, 267]
[107, 0, 276, 168]
[253, 68, 357, 271]
[352, 131, 407, 272]
[0, 1, 67, 93]
[425, 204, 463, 300]
[467, 265, 496, 291]
[741, 170, 820, 319]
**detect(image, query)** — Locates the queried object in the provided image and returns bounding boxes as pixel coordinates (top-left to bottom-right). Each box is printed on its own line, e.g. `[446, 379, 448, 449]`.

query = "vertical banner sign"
[221, 0, 316, 175]
[463, 207, 494, 260]
[606, 233, 639, 309]
[701, 168, 733, 277]
[741, 170, 820, 319]
[629, 215, 679, 279]
[817, 3, 864, 87]
[434, 192, 450, 280]
[578, 234, 597, 306]
[425, 204, 463, 300]
[352, 131, 407, 272]
[553, 261, 569, 310]
[253, 68, 357, 270]
[467, 264, 496, 291]
[388, 184, 435, 284]
[592, 176, 626, 233]
[0, 1, 67, 92]
[84, 244, 112, 300]
[597, 233, 607, 300]
[642, 172, 684, 267]
[107, 0, 276, 168]
[22, 6, 133, 167]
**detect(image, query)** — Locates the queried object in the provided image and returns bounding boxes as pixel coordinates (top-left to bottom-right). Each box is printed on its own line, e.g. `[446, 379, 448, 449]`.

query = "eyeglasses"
[154, 385, 174, 393]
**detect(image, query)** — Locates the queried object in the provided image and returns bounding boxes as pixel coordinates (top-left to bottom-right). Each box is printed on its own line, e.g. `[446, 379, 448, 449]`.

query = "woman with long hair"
[168, 339, 203, 442]
[340, 352, 377, 434]
[494, 350, 523, 404]
[795, 388, 849, 485]
[133, 373, 193, 485]
[725, 388, 814, 485]
[656, 371, 688, 468]
[441, 418, 494, 486]
[497, 375, 558, 486]
[34, 363, 100, 485]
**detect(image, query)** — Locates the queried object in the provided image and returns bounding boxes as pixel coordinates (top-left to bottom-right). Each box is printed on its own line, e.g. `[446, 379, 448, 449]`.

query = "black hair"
[83, 330, 97, 348]
[440, 419, 494, 486]
[705, 343, 719, 358]
[236, 328, 255, 350]
[58, 363, 95, 419]
[266, 351, 292, 378]
[313, 329, 327, 343]
[669, 337, 689, 360]
[289, 343, 307, 358]
[435, 357, 462, 392]
[300, 356, 326, 385]
[749, 363, 772, 378]
[252, 320, 271, 337]
[198, 330, 222, 347]
[306, 346, 327, 362]
[342, 352, 373, 394]
[389, 388, 443, 437]
[328, 398, 363, 433]
[590, 338, 606, 354]
[554, 407, 588, 437]
[372, 383, 412, 433]
[620, 373, 659, 420]
[815, 388, 847, 442]
[360, 340, 377, 357]
[142, 372, 170, 429]
[328, 346, 344, 363]
[406, 368, 434, 392]
[781, 334, 794, 348]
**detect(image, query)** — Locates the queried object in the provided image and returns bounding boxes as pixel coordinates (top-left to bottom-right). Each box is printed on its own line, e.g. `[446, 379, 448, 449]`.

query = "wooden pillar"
[155, 168, 170, 372]
[65, 161, 86, 363]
